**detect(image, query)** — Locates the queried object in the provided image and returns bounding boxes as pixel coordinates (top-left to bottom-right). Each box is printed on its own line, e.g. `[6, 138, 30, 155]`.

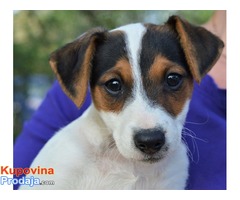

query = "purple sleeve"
[184, 75, 226, 190]
[13, 81, 91, 189]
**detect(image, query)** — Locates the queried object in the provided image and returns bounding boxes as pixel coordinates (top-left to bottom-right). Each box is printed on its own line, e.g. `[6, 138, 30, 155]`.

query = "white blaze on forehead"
[115, 23, 146, 95]
[114, 24, 167, 130]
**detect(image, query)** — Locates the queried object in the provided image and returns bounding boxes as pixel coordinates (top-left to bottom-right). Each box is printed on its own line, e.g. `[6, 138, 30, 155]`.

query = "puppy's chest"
[75, 151, 161, 189]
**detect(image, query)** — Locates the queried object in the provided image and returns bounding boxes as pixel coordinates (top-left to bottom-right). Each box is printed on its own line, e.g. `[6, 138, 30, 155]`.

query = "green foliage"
[178, 10, 214, 24]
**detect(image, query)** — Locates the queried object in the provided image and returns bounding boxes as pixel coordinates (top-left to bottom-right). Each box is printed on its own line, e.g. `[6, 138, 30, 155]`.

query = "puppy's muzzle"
[134, 129, 165, 155]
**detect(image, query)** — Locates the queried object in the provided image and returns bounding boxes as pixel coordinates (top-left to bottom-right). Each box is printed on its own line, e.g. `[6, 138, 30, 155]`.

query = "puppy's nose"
[134, 129, 165, 155]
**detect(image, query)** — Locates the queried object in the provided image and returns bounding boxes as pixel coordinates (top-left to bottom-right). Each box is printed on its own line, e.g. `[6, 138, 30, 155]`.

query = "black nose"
[134, 129, 165, 155]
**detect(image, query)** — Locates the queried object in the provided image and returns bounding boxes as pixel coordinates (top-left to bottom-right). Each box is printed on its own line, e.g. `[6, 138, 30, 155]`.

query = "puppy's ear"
[49, 28, 107, 108]
[166, 15, 224, 83]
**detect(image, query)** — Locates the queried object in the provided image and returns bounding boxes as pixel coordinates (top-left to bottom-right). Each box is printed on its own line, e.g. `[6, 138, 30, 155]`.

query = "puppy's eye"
[166, 73, 183, 90]
[105, 79, 122, 95]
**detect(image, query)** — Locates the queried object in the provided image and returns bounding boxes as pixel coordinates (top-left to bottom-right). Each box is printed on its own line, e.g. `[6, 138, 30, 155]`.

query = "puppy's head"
[50, 16, 224, 163]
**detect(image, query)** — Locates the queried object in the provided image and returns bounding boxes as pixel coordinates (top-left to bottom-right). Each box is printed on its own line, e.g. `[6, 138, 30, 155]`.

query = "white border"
[0, 2, 13, 191]
[1, 0, 240, 198]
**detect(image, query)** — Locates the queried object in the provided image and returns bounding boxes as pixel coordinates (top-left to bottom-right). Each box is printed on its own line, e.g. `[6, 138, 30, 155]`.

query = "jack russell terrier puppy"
[20, 15, 223, 190]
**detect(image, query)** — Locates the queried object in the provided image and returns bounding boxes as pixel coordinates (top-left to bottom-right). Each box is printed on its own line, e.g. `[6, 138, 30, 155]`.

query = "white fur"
[115, 23, 146, 95]
[20, 105, 189, 190]
[20, 23, 189, 190]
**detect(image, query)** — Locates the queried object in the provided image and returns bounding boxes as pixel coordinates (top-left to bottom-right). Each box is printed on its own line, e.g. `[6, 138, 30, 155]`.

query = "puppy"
[20, 16, 223, 190]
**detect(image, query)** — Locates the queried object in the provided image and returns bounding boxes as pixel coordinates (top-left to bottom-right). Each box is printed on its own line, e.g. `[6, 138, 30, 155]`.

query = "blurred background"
[14, 10, 214, 140]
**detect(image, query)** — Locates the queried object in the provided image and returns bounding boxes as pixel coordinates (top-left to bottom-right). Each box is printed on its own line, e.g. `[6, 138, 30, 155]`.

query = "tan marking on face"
[146, 55, 194, 116]
[91, 58, 133, 113]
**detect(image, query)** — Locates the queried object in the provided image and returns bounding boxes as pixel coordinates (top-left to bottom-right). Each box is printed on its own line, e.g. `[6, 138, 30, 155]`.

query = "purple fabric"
[13, 75, 226, 190]
[184, 75, 226, 190]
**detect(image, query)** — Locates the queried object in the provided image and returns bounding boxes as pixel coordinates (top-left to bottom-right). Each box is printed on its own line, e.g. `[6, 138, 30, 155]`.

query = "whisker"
[181, 136, 194, 162]
[182, 127, 208, 163]
[184, 115, 209, 125]
[183, 127, 208, 143]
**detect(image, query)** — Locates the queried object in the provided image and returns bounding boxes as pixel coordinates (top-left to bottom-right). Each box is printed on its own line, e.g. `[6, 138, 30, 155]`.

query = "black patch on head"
[90, 31, 128, 87]
[139, 24, 193, 115]
[140, 24, 188, 76]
